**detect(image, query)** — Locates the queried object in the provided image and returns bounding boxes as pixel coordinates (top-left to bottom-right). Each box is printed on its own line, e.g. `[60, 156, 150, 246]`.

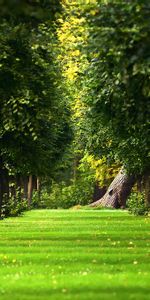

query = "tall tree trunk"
[21, 176, 28, 200]
[9, 176, 16, 199]
[28, 175, 33, 207]
[143, 171, 150, 207]
[90, 168, 135, 208]
[4, 170, 9, 201]
[0, 158, 3, 218]
[2, 168, 9, 217]
[37, 177, 41, 201]
[137, 175, 143, 192]
[32, 175, 37, 190]
[16, 174, 22, 203]
[0, 159, 10, 217]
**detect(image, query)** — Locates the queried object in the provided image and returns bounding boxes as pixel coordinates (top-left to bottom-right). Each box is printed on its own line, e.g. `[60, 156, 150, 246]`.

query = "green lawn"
[0, 209, 150, 300]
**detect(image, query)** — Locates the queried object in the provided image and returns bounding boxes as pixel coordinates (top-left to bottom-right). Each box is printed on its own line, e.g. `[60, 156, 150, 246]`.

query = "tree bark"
[28, 175, 33, 207]
[9, 176, 16, 199]
[16, 174, 22, 203]
[143, 171, 150, 207]
[90, 168, 135, 209]
[0, 159, 10, 217]
[21, 176, 28, 200]
[0, 158, 3, 217]
[37, 177, 41, 201]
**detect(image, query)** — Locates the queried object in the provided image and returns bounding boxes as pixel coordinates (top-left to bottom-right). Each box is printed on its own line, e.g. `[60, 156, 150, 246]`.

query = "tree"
[90, 168, 135, 208]
[0, 1, 72, 215]
[51, 1, 125, 208]
[82, 0, 150, 207]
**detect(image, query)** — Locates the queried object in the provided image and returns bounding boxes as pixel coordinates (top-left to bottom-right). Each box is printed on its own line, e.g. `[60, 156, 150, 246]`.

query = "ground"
[0, 209, 150, 300]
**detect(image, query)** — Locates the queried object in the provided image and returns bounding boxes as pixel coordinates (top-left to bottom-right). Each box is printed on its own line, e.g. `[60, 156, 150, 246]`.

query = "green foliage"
[1, 191, 28, 218]
[127, 192, 149, 216]
[0, 0, 73, 219]
[0, 19, 71, 175]
[35, 176, 94, 209]
[79, 153, 120, 186]
[31, 190, 51, 209]
[83, 0, 150, 175]
[0, 0, 62, 23]
[31, 191, 40, 209]
[0, 0, 72, 181]
[55, 3, 89, 184]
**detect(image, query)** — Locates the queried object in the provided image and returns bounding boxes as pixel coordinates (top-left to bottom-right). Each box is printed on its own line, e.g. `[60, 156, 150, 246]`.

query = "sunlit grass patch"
[0, 209, 150, 300]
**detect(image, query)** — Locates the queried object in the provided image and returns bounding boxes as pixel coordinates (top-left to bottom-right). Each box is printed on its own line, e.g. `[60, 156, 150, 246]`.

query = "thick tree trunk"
[90, 168, 135, 208]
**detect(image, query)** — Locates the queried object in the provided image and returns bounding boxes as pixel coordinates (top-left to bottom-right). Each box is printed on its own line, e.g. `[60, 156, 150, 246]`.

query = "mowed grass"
[0, 210, 150, 300]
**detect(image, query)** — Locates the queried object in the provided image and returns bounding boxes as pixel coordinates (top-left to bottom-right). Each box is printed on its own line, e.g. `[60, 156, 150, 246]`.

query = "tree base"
[90, 168, 135, 209]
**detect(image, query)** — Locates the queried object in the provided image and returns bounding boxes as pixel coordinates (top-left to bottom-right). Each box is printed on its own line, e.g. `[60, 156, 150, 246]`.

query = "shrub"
[127, 192, 149, 216]
[31, 190, 52, 209]
[34, 176, 94, 209]
[2, 190, 28, 218]
[31, 191, 41, 208]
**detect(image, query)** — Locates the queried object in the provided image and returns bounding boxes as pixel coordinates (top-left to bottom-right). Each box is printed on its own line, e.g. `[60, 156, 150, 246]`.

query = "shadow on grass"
[2, 285, 150, 300]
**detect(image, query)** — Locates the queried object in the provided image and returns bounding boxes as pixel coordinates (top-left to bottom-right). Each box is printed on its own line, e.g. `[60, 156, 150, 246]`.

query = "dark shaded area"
[92, 183, 106, 201]
[0, 0, 62, 24]
[3, 285, 150, 300]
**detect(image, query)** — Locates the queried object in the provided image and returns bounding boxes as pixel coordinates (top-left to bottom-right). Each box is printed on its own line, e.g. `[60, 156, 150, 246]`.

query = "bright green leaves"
[83, 0, 150, 174]
[79, 153, 120, 186]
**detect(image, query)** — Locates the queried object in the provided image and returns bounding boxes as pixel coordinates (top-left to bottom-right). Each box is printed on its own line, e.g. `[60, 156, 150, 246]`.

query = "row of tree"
[0, 1, 72, 216]
[55, 0, 150, 209]
[0, 0, 149, 215]
[84, 0, 150, 207]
